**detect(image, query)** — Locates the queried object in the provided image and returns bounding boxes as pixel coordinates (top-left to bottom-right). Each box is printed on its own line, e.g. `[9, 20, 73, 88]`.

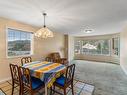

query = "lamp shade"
[35, 27, 54, 38]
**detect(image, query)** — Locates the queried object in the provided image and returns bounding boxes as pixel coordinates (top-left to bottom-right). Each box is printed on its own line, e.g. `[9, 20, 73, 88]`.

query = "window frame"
[112, 37, 120, 57]
[74, 39, 111, 56]
[6, 27, 34, 58]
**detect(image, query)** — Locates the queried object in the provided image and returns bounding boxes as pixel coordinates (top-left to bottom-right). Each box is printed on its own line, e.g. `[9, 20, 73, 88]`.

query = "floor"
[0, 79, 94, 95]
[72, 60, 127, 95]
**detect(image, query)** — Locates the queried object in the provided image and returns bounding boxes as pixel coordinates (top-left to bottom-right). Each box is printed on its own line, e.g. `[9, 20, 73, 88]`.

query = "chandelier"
[34, 13, 54, 38]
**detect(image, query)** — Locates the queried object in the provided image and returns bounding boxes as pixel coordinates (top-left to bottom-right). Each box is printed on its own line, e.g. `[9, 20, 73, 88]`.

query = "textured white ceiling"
[0, 0, 127, 36]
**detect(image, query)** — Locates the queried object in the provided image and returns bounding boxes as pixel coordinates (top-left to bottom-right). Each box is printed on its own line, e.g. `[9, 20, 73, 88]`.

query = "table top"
[23, 61, 66, 87]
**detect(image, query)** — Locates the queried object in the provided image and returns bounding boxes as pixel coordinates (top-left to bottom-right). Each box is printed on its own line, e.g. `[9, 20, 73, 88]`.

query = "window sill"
[75, 53, 111, 56]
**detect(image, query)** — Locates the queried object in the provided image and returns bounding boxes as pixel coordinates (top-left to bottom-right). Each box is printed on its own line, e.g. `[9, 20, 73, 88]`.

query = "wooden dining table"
[23, 61, 66, 95]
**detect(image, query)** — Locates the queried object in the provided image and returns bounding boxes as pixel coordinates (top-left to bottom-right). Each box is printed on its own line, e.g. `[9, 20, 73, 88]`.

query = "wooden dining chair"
[9, 64, 21, 95]
[19, 67, 45, 95]
[52, 64, 76, 95]
[21, 57, 32, 66]
[45, 57, 53, 62]
[46, 52, 68, 65]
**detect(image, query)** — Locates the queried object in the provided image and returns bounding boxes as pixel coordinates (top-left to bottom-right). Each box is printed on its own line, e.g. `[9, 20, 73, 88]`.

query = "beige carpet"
[72, 60, 127, 95]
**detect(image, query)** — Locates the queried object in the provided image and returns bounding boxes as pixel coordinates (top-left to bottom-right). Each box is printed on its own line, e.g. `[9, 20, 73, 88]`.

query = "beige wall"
[0, 17, 65, 82]
[64, 35, 68, 59]
[120, 27, 127, 75]
[73, 34, 120, 64]
[68, 36, 74, 62]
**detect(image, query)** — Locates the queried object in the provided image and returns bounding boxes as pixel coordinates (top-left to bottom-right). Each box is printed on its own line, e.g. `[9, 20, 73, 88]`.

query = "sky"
[8, 28, 32, 41]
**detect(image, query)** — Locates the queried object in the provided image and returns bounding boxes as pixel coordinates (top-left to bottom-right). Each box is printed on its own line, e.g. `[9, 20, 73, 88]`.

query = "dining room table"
[23, 60, 66, 95]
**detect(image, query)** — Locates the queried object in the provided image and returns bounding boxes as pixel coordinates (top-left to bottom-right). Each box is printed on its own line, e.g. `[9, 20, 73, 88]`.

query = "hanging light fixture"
[34, 13, 54, 38]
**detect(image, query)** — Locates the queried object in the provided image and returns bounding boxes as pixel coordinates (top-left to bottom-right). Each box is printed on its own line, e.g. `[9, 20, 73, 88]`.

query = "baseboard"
[0, 77, 11, 83]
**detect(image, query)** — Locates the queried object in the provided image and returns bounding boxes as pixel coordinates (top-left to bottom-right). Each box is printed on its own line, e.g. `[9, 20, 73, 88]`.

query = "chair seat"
[31, 77, 44, 90]
[55, 76, 66, 87]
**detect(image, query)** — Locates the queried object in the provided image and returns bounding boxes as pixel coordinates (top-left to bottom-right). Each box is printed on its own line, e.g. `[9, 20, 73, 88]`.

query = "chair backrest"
[45, 57, 53, 62]
[9, 64, 20, 84]
[21, 57, 32, 66]
[19, 67, 32, 90]
[51, 52, 61, 60]
[65, 64, 75, 84]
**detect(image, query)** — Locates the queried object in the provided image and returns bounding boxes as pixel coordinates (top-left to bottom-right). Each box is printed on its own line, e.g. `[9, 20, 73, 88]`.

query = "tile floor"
[0, 80, 94, 95]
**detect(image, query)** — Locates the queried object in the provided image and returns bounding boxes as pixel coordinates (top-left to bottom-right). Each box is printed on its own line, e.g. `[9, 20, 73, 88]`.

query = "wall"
[0, 17, 65, 82]
[74, 34, 120, 64]
[68, 36, 74, 62]
[120, 27, 127, 75]
[64, 35, 68, 59]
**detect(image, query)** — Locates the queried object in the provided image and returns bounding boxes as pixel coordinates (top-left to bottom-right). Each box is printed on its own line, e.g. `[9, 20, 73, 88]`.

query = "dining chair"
[45, 56, 53, 62]
[19, 67, 45, 95]
[21, 57, 32, 66]
[52, 64, 75, 95]
[9, 64, 21, 95]
[46, 52, 68, 65]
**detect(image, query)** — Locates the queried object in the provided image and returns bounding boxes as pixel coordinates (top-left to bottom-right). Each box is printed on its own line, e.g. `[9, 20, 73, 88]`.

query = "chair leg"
[31, 91, 34, 95]
[20, 84, 25, 95]
[19, 86, 21, 95]
[53, 85, 56, 94]
[19, 85, 23, 95]
[63, 88, 66, 95]
[50, 86, 52, 95]
[71, 83, 74, 95]
[11, 82, 14, 95]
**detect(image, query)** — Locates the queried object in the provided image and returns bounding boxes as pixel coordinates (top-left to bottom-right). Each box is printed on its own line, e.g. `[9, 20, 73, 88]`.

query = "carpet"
[72, 60, 127, 95]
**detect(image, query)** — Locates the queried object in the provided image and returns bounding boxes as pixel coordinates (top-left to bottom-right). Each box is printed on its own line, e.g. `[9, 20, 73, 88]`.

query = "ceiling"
[0, 0, 127, 36]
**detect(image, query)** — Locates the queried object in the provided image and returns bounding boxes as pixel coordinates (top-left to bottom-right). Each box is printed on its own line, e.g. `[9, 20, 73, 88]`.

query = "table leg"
[45, 84, 48, 95]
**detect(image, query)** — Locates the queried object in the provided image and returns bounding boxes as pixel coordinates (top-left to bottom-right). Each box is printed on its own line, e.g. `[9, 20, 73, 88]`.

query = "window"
[74, 40, 81, 54]
[112, 37, 120, 56]
[7, 28, 33, 57]
[74, 39, 110, 55]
